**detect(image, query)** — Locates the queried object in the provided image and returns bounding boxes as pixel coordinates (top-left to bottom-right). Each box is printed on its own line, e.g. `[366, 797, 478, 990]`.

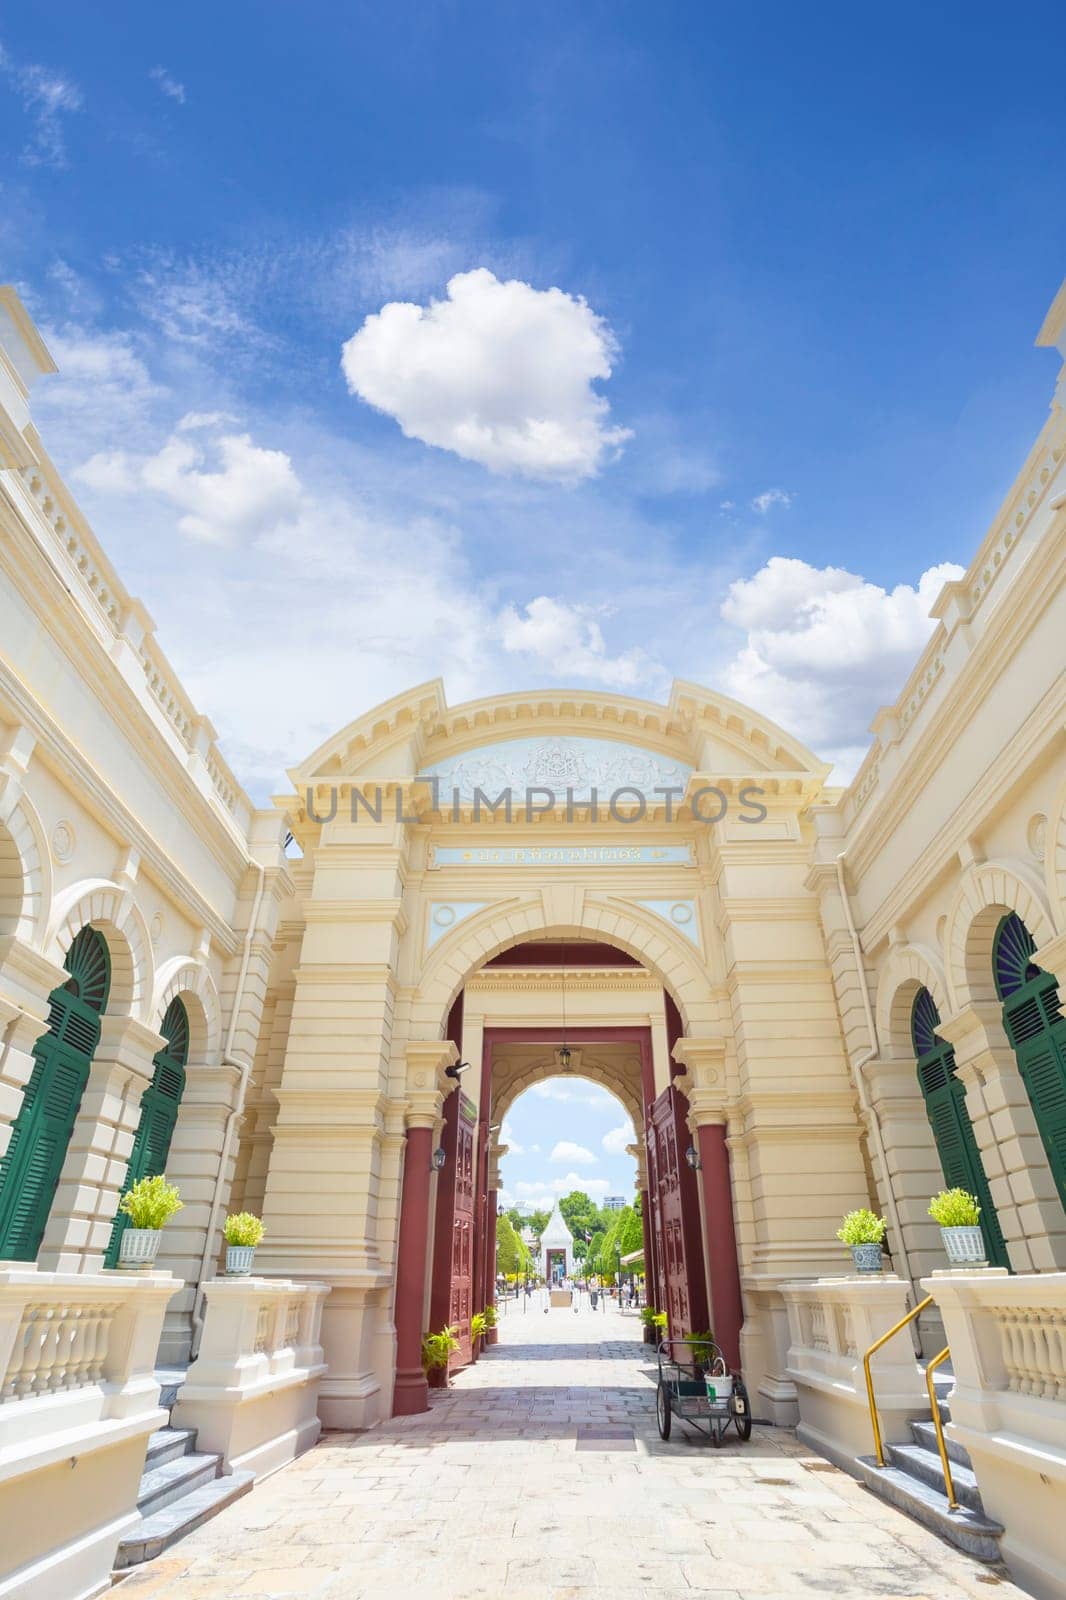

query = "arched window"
[105, 997, 190, 1266]
[912, 986, 1009, 1268]
[0, 926, 111, 1259]
[993, 912, 1066, 1213]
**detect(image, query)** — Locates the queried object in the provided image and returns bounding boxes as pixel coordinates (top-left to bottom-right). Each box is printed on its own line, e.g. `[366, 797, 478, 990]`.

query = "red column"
[638, 1190, 654, 1306]
[696, 1120, 744, 1373]
[392, 1124, 433, 1416]
[484, 1189, 499, 1338]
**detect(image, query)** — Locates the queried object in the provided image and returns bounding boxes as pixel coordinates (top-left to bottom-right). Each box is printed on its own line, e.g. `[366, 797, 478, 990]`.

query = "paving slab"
[114, 1297, 1029, 1600]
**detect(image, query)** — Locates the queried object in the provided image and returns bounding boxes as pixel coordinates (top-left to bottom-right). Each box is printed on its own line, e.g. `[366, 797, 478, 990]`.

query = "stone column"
[938, 1000, 1066, 1271]
[672, 1038, 745, 1372]
[392, 1040, 457, 1417]
[39, 1015, 163, 1272]
[861, 1054, 944, 1282]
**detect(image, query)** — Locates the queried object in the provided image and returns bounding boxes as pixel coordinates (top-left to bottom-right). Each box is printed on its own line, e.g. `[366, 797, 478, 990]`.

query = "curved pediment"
[287, 678, 828, 787]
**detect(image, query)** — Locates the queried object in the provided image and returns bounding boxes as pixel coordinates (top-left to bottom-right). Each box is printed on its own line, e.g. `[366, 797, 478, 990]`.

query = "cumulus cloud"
[149, 66, 186, 103]
[77, 423, 303, 544]
[0, 43, 82, 167]
[530, 1080, 616, 1107]
[501, 1119, 523, 1155]
[549, 1141, 597, 1166]
[497, 595, 655, 687]
[515, 1174, 612, 1204]
[720, 555, 964, 773]
[602, 1121, 635, 1155]
[341, 267, 632, 480]
[751, 488, 792, 513]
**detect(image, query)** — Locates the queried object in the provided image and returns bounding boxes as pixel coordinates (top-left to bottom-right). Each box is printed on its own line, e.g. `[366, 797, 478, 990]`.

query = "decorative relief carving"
[50, 820, 75, 863]
[426, 901, 489, 948]
[423, 736, 692, 802]
[633, 899, 700, 947]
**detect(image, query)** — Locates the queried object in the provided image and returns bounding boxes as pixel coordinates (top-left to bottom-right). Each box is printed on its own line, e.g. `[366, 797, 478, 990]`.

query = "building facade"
[1, 280, 1065, 1590]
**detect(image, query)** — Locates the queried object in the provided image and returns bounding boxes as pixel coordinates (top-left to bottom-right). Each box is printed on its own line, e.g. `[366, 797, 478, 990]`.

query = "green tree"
[527, 1208, 551, 1237]
[496, 1212, 530, 1275]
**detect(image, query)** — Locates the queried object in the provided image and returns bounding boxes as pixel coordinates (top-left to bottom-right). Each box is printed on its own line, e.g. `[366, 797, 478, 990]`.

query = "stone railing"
[0, 1264, 181, 1600]
[927, 1270, 1066, 1600]
[172, 1277, 329, 1481]
[782, 1275, 928, 1469]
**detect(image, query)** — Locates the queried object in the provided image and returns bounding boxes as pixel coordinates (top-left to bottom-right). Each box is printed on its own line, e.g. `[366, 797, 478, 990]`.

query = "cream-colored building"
[1, 279, 1064, 1598]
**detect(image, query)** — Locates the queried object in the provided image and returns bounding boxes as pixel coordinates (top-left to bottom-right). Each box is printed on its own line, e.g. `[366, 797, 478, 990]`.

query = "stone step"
[114, 1470, 255, 1570]
[910, 1416, 972, 1469]
[136, 1451, 224, 1518]
[144, 1427, 198, 1470]
[855, 1456, 1003, 1562]
[885, 1441, 985, 1513]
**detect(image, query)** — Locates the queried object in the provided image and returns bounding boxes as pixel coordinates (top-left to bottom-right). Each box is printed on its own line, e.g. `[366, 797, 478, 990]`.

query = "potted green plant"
[836, 1207, 887, 1273]
[929, 1188, 986, 1267]
[639, 1306, 659, 1345]
[116, 1175, 183, 1269]
[684, 1330, 716, 1373]
[483, 1303, 499, 1345]
[471, 1311, 487, 1357]
[223, 1211, 265, 1275]
[422, 1325, 460, 1389]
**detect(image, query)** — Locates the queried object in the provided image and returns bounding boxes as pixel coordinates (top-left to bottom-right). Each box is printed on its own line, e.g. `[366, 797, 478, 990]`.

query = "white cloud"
[497, 596, 655, 688]
[602, 1121, 635, 1155]
[530, 1080, 616, 1108]
[720, 555, 964, 774]
[341, 267, 632, 481]
[149, 66, 186, 104]
[0, 44, 82, 168]
[514, 1174, 612, 1205]
[501, 1119, 523, 1155]
[751, 488, 793, 513]
[77, 426, 303, 545]
[549, 1141, 596, 1166]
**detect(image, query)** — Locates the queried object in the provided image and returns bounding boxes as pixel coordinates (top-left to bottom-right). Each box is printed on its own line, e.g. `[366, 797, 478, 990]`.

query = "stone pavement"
[114, 1295, 1027, 1600]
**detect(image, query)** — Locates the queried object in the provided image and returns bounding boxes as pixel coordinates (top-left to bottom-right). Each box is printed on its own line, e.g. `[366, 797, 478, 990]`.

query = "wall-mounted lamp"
[558, 1044, 572, 1071]
[684, 1144, 701, 1171]
[445, 1060, 470, 1080]
[431, 1146, 447, 1171]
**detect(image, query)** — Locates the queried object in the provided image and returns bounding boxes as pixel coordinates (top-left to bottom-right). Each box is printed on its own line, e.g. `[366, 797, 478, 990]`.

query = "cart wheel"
[656, 1381, 672, 1440]
[731, 1378, 753, 1441]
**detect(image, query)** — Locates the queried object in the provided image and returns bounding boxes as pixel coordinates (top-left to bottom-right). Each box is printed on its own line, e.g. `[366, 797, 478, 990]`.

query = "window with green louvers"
[0, 927, 111, 1260]
[994, 913, 1066, 1215]
[104, 997, 189, 1267]
[911, 987, 1010, 1269]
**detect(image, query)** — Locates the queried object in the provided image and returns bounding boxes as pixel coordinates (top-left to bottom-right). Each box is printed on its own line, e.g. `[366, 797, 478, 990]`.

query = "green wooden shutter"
[912, 987, 1010, 1269]
[995, 914, 1066, 1213]
[104, 998, 189, 1266]
[0, 928, 110, 1260]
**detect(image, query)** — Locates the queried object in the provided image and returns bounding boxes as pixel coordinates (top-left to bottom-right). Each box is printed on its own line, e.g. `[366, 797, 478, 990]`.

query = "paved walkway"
[117, 1296, 1025, 1600]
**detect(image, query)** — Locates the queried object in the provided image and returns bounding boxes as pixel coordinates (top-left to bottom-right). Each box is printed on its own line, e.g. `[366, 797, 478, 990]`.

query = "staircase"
[856, 1368, 1003, 1562]
[114, 1372, 254, 1570]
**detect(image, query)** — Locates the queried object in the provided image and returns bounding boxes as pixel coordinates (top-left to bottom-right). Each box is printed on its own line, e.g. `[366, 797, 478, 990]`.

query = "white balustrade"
[172, 1277, 329, 1481]
[781, 1275, 928, 1470]
[0, 1264, 181, 1600]
[925, 1270, 1066, 1600]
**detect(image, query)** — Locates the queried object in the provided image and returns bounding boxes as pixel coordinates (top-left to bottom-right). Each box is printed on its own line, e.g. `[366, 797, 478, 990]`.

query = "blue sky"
[2, 3, 1063, 795]
[500, 1078, 637, 1213]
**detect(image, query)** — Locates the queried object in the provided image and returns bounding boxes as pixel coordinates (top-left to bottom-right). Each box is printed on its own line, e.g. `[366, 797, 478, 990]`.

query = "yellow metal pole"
[862, 1294, 934, 1467]
[925, 1346, 959, 1510]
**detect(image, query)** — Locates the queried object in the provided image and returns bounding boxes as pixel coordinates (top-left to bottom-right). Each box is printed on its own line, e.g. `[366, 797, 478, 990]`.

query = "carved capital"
[671, 1035, 727, 1094]
[404, 1038, 459, 1129]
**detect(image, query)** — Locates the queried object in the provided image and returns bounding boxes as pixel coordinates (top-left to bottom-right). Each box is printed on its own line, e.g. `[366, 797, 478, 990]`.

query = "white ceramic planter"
[118, 1228, 163, 1269]
[850, 1243, 884, 1273]
[941, 1225, 986, 1266]
[226, 1244, 257, 1275]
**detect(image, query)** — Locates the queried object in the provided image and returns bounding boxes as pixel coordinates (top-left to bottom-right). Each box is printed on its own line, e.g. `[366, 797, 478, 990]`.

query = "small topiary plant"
[928, 1188, 981, 1227]
[471, 1311, 487, 1343]
[224, 1212, 265, 1247]
[119, 1175, 183, 1230]
[836, 1208, 887, 1246]
[482, 1305, 497, 1328]
[652, 1310, 668, 1330]
[421, 1325, 460, 1372]
[640, 1305, 658, 1326]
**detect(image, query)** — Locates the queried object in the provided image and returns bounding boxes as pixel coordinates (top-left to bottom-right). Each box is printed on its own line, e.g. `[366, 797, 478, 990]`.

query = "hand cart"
[654, 1337, 752, 1446]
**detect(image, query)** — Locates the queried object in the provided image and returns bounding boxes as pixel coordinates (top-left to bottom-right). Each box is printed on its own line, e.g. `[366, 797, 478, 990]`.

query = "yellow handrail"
[862, 1294, 958, 1511]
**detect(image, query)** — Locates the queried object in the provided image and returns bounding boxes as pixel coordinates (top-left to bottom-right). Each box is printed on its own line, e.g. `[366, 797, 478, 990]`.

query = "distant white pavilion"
[539, 1202, 574, 1284]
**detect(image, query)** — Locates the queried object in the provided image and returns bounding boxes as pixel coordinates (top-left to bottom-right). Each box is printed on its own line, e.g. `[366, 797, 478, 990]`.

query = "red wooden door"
[450, 1107, 475, 1363]
[649, 1085, 709, 1341]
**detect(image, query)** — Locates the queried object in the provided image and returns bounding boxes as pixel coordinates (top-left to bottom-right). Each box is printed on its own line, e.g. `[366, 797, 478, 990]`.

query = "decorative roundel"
[150, 911, 165, 945]
[51, 820, 76, 863]
[433, 904, 457, 927]
[1027, 813, 1047, 862]
[670, 903, 693, 924]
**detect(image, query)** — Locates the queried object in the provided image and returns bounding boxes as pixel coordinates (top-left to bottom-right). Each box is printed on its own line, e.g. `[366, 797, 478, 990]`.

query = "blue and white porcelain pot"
[226, 1245, 257, 1275]
[941, 1226, 986, 1267]
[850, 1243, 883, 1273]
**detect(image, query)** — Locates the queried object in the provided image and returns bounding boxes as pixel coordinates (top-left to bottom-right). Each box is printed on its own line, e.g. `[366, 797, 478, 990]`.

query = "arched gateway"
[246, 680, 869, 1428]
